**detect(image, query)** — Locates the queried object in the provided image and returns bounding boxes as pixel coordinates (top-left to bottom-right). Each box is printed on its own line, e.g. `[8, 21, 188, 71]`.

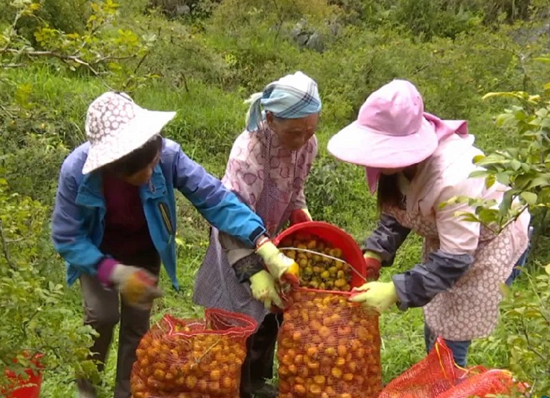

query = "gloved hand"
[289, 208, 312, 225]
[349, 281, 398, 314]
[99, 260, 163, 309]
[249, 270, 283, 310]
[255, 238, 300, 286]
[364, 251, 382, 280]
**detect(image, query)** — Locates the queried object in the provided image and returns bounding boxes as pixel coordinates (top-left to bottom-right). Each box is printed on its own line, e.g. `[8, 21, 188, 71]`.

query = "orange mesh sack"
[277, 288, 383, 398]
[436, 369, 516, 398]
[131, 308, 257, 398]
[378, 337, 477, 398]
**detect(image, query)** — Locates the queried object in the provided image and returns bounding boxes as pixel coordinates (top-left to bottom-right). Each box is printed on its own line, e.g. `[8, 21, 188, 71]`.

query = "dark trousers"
[77, 250, 160, 398]
[240, 313, 283, 398]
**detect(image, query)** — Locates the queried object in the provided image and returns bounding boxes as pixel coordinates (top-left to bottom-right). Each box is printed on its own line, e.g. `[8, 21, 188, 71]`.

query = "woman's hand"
[249, 270, 283, 310]
[349, 281, 398, 314]
[255, 237, 300, 286]
[99, 261, 163, 309]
[289, 208, 312, 225]
[364, 251, 382, 280]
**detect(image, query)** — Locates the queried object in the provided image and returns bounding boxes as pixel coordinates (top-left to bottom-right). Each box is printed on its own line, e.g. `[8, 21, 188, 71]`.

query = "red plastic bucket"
[3, 354, 43, 398]
[273, 221, 367, 289]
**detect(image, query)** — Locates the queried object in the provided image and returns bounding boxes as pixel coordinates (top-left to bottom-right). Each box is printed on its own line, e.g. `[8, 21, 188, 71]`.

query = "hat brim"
[82, 109, 177, 174]
[327, 118, 438, 169]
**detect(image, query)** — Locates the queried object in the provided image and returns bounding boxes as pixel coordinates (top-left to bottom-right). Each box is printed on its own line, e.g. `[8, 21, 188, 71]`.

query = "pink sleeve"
[434, 176, 484, 255]
[97, 257, 118, 287]
[292, 135, 318, 211]
[222, 134, 265, 211]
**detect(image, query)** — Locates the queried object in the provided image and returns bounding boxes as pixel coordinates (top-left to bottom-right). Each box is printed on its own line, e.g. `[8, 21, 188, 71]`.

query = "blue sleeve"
[173, 146, 266, 248]
[51, 161, 105, 276]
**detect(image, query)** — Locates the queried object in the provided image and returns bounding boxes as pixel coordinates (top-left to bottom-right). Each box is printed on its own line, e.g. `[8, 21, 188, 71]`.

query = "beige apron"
[387, 206, 528, 341]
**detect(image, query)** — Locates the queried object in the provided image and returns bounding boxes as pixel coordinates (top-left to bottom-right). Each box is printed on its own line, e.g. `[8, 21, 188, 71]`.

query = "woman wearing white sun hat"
[327, 79, 531, 367]
[51, 91, 299, 398]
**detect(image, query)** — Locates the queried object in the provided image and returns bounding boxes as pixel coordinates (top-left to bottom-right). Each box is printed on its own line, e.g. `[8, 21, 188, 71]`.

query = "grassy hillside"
[1, 0, 550, 395]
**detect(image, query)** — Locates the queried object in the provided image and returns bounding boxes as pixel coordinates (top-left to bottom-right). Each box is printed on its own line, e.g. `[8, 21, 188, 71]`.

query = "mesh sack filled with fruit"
[131, 309, 257, 398]
[275, 225, 382, 398]
[277, 288, 382, 398]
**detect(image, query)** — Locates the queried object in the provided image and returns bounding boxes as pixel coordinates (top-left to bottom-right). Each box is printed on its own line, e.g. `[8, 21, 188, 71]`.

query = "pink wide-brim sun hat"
[327, 80, 438, 188]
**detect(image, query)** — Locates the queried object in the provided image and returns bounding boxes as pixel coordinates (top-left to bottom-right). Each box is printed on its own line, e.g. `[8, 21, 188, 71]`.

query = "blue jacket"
[51, 138, 266, 290]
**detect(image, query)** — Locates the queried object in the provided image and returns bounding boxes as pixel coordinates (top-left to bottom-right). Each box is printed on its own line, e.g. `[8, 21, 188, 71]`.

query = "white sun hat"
[82, 91, 177, 174]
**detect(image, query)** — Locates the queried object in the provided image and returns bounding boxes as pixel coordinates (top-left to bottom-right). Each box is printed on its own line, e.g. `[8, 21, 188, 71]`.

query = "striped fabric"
[245, 71, 322, 132]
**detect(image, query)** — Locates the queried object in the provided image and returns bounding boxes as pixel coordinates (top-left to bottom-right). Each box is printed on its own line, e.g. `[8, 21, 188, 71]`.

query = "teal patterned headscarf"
[244, 71, 322, 132]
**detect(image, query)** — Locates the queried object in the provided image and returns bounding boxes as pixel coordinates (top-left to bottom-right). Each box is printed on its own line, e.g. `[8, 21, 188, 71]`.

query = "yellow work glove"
[109, 264, 163, 310]
[249, 270, 283, 310]
[349, 281, 398, 314]
[255, 238, 300, 286]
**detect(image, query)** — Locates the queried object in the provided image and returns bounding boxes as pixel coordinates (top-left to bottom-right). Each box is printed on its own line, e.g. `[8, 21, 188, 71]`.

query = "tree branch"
[0, 219, 18, 270]
[1, 48, 135, 72]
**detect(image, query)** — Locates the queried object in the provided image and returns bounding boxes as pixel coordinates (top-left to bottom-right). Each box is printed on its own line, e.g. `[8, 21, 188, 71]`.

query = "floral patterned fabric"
[193, 125, 317, 325]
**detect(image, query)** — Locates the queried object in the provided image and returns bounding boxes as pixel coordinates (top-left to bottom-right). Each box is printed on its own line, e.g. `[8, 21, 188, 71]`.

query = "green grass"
[20, 68, 539, 396]
[4, 4, 550, 394]
[37, 192, 542, 396]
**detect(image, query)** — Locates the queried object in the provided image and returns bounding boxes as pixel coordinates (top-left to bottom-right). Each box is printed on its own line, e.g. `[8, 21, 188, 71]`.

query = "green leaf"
[469, 170, 489, 179]
[499, 189, 514, 217]
[495, 172, 510, 185]
[520, 191, 538, 206]
[472, 154, 486, 164]
[510, 159, 522, 171]
[485, 173, 496, 188]
[527, 177, 550, 189]
[454, 211, 480, 223]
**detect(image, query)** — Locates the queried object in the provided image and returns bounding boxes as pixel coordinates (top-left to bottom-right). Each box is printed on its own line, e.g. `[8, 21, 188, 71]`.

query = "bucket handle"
[279, 246, 368, 283]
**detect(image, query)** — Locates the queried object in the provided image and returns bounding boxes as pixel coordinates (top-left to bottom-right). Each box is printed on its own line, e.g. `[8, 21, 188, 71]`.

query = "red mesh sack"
[274, 222, 381, 398]
[378, 338, 480, 398]
[277, 288, 382, 398]
[379, 338, 526, 398]
[131, 308, 257, 398]
[436, 369, 516, 398]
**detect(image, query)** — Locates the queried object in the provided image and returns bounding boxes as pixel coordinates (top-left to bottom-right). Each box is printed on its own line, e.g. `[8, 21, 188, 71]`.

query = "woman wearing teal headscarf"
[193, 71, 322, 398]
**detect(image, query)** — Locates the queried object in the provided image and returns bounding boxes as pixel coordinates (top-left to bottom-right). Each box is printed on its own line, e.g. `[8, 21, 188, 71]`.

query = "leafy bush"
[441, 58, 550, 394]
[497, 264, 550, 394]
[0, 0, 91, 38]
[444, 57, 550, 234]
[0, 176, 97, 396]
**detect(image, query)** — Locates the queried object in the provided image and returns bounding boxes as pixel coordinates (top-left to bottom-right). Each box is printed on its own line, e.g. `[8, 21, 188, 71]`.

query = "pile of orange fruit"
[131, 321, 247, 398]
[279, 234, 352, 291]
[277, 289, 383, 398]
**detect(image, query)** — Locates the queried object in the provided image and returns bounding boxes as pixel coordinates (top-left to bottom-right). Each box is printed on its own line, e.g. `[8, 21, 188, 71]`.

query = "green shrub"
[0, 177, 97, 395]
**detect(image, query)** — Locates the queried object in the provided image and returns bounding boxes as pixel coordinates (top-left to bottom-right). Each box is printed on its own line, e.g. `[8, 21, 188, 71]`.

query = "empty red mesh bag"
[277, 288, 382, 398]
[436, 369, 517, 398]
[378, 338, 485, 398]
[131, 308, 257, 398]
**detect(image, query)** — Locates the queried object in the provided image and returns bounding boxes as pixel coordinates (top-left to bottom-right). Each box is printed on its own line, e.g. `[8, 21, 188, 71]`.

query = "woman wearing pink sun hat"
[327, 79, 531, 367]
